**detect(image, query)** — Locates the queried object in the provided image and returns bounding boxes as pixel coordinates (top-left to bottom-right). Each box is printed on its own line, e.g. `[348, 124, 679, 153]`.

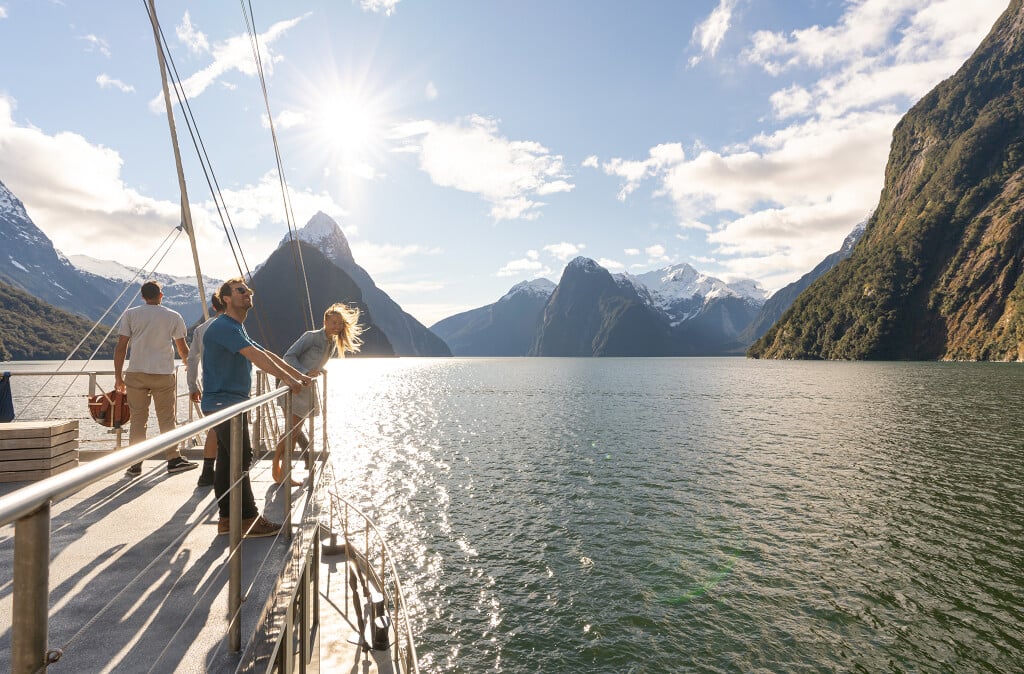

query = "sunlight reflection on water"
[322, 358, 1024, 673]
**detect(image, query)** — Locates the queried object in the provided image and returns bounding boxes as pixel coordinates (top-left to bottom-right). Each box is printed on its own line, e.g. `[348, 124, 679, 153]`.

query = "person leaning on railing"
[201, 277, 312, 538]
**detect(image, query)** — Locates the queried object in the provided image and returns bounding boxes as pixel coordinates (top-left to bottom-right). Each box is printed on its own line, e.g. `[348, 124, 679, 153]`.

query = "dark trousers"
[213, 414, 259, 520]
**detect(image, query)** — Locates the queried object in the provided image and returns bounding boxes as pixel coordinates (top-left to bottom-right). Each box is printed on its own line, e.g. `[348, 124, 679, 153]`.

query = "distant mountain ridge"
[739, 220, 866, 345]
[279, 213, 451, 357]
[431, 279, 556, 356]
[434, 257, 773, 356]
[69, 255, 221, 327]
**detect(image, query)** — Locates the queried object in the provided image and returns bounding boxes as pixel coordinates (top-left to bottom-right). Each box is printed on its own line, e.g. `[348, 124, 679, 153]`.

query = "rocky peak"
[278, 211, 354, 267]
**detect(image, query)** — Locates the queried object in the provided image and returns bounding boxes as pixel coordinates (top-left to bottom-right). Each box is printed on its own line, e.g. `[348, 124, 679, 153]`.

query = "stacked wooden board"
[0, 420, 79, 482]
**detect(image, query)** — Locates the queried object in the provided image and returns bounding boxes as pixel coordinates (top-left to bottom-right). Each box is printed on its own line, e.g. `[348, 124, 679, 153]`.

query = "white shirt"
[118, 304, 187, 375]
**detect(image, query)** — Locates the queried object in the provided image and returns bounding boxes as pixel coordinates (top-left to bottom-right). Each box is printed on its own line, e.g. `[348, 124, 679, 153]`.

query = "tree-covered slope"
[0, 278, 113, 360]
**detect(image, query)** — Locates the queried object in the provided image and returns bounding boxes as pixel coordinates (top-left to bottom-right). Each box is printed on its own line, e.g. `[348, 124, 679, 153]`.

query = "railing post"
[284, 392, 293, 540]
[12, 503, 51, 674]
[320, 371, 328, 463]
[229, 414, 243, 652]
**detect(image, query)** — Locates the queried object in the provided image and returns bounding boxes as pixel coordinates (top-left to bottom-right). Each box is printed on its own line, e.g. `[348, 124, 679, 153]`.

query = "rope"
[240, 0, 316, 333]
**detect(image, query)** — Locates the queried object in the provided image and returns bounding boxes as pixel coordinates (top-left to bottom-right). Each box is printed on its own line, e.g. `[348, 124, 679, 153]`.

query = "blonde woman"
[273, 303, 363, 484]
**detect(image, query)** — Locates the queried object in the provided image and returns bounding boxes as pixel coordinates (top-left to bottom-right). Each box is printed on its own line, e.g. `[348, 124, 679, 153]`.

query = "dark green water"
[326, 358, 1024, 674]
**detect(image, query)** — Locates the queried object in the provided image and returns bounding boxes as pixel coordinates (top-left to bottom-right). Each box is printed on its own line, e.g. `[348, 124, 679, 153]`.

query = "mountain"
[0, 278, 113, 360]
[750, 1, 1024, 361]
[433, 259, 769, 356]
[430, 279, 555, 356]
[245, 240, 395, 357]
[628, 263, 768, 353]
[69, 255, 220, 326]
[739, 220, 867, 345]
[0, 179, 114, 321]
[279, 213, 451, 357]
[531, 258, 681, 356]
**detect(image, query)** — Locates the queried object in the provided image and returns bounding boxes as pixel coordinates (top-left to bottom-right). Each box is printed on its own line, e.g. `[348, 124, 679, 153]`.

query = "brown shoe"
[243, 515, 281, 538]
[217, 515, 281, 538]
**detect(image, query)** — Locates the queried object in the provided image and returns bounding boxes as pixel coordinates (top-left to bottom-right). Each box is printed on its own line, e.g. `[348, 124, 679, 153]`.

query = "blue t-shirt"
[201, 315, 260, 412]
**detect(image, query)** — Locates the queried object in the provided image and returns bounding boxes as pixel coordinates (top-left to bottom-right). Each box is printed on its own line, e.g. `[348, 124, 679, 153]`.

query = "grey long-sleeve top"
[283, 328, 338, 375]
[186, 314, 218, 394]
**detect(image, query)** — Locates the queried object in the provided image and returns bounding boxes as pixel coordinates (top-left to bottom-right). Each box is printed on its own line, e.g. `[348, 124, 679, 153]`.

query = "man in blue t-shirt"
[202, 277, 311, 538]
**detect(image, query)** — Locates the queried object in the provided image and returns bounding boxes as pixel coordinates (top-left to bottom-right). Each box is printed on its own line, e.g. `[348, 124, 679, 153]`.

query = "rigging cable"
[13, 225, 184, 420]
[240, 0, 316, 332]
[149, 3, 286, 350]
[143, 0, 249, 281]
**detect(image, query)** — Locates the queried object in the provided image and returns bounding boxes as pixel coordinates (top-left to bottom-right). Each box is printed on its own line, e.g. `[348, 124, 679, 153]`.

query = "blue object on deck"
[0, 372, 14, 423]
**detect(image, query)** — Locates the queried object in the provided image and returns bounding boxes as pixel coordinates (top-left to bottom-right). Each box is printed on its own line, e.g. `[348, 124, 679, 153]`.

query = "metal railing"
[323, 489, 420, 673]
[0, 385, 304, 673]
[1, 367, 201, 453]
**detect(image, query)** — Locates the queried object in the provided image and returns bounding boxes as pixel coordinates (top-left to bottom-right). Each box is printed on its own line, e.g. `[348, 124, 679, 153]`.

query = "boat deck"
[0, 454, 392, 673]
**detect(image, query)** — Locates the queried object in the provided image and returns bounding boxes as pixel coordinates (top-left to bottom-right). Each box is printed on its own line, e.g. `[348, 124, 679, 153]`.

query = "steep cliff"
[750, 2, 1024, 360]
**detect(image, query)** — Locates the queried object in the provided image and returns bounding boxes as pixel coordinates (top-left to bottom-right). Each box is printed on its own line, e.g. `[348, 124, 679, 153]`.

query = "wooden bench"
[0, 420, 79, 483]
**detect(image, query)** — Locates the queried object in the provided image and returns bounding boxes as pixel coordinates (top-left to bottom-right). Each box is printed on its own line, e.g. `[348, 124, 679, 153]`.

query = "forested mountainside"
[750, 1, 1024, 360]
[0, 278, 113, 360]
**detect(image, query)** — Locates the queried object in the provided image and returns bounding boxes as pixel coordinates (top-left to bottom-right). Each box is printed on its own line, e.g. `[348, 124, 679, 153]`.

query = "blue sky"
[0, 0, 1009, 326]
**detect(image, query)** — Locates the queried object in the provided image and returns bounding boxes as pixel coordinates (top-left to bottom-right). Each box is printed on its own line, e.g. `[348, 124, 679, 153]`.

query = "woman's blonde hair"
[325, 303, 363, 355]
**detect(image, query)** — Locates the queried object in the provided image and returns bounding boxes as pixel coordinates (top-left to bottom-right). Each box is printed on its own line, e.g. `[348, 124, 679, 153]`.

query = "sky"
[0, 0, 1011, 327]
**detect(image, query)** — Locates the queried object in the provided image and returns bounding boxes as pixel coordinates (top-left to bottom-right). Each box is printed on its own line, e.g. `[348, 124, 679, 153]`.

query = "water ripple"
[326, 358, 1024, 674]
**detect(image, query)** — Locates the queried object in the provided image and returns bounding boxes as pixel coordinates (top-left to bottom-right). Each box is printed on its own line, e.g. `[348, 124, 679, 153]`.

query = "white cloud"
[645, 244, 667, 260]
[176, 11, 210, 55]
[612, 1, 1006, 287]
[149, 15, 306, 111]
[602, 142, 684, 200]
[96, 74, 135, 93]
[769, 84, 812, 119]
[425, 81, 438, 101]
[624, 248, 640, 256]
[393, 114, 574, 221]
[349, 240, 440, 276]
[0, 97, 349, 280]
[497, 256, 548, 277]
[0, 6, 8, 20]
[80, 34, 111, 58]
[360, 0, 401, 15]
[689, 0, 737, 66]
[582, 155, 599, 169]
[543, 242, 585, 261]
[264, 109, 306, 130]
[597, 257, 625, 271]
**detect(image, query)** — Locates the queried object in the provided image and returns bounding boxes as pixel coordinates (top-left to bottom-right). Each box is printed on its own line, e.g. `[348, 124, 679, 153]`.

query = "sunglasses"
[231, 286, 253, 295]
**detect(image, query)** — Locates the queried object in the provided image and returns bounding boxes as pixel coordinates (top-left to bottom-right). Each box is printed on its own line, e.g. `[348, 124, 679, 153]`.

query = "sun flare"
[312, 92, 380, 157]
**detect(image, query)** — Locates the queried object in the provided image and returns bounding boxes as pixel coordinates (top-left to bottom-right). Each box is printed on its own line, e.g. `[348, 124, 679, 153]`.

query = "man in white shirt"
[114, 280, 197, 476]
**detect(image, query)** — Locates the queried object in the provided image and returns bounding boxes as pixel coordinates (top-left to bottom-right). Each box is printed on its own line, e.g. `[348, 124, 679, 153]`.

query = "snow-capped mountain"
[0, 179, 113, 320]
[68, 255, 221, 326]
[433, 257, 769, 356]
[628, 263, 768, 326]
[276, 212, 450, 357]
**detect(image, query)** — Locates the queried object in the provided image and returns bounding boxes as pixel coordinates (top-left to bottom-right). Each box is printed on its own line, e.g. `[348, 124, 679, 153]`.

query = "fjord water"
[325, 358, 1023, 674]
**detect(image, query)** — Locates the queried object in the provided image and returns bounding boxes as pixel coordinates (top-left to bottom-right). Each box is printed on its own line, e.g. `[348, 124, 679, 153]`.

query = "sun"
[311, 91, 380, 158]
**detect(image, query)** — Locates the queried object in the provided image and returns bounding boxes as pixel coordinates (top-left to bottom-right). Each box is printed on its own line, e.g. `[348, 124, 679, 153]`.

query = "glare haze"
[0, 1, 1009, 326]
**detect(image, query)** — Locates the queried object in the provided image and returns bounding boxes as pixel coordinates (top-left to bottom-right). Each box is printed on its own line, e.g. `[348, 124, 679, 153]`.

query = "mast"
[147, 0, 210, 321]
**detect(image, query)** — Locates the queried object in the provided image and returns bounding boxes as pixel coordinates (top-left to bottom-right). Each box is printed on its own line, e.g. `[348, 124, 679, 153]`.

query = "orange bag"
[88, 390, 131, 428]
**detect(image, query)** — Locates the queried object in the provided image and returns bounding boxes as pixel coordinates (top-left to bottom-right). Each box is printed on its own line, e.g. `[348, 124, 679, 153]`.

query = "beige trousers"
[125, 372, 181, 460]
